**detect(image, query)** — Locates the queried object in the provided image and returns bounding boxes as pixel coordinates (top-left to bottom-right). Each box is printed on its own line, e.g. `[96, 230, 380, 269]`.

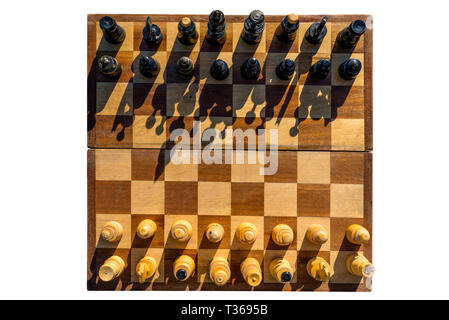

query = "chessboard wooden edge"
[87, 14, 373, 152]
[87, 149, 373, 292]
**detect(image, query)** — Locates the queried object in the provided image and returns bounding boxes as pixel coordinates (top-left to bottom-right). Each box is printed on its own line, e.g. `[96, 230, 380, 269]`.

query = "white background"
[0, 0, 448, 300]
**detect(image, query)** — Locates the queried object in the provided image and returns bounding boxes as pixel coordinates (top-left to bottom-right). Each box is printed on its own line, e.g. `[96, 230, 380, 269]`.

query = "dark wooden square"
[331, 152, 364, 184]
[198, 215, 231, 249]
[95, 181, 131, 214]
[298, 184, 330, 217]
[165, 181, 198, 215]
[231, 182, 264, 216]
[264, 151, 297, 183]
[131, 149, 164, 181]
[131, 214, 165, 248]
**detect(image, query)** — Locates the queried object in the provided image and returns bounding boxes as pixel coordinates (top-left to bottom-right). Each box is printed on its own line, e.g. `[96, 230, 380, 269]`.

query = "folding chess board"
[87, 14, 373, 291]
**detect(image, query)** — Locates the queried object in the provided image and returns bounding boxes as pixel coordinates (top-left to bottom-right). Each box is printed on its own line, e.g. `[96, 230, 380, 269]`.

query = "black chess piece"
[98, 55, 122, 78]
[139, 55, 160, 77]
[275, 13, 300, 42]
[276, 59, 296, 80]
[241, 10, 265, 44]
[176, 56, 195, 77]
[176, 269, 187, 281]
[305, 16, 328, 44]
[210, 59, 229, 80]
[142, 16, 163, 45]
[206, 10, 226, 46]
[338, 58, 362, 80]
[309, 59, 331, 80]
[99, 16, 126, 44]
[281, 272, 292, 283]
[240, 57, 261, 80]
[337, 20, 366, 49]
[177, 17, 199, 45]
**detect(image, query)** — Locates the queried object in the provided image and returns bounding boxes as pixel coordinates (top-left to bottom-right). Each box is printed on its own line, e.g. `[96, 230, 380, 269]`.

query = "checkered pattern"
[89, 148, 371, 291]
[88, 15, 370, 151]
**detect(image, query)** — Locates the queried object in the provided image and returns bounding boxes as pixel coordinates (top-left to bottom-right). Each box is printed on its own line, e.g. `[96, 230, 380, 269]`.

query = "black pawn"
[142, 16, 162, 45]
[139, 55, 160, 77]
[305, 16, 328, 44]
[275, 13, 300, 42]
[210, 59, 229, 80]
[276, 59, 296, 80]
[98, 55, 121, 78]
[240, 57, 261, 80]
[338, 59, 362, 80]
[337, 20, 366, 49]
[281, 272, 292, 283]
[206, 10, 226, 46]
[309, 59, 331, 80]
[177, 17, 199, 45]
[241, 10, 265, 44]
[99, 16, 126, 44]
[176, 56, 195, 77]
[176, 269, 187, 281]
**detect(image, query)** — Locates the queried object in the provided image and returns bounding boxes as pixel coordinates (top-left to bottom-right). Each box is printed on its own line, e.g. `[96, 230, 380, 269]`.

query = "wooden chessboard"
[87, 149, 372, 291]
[87, 14, 372, 151]
[87, 13, 373, 291]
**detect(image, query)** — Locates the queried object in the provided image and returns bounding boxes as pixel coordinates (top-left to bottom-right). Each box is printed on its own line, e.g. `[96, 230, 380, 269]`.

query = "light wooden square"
[297, 217, 331, 251]
[231, 216, 264, 250]
[130, 248, 164, 283]
[96, 214, 131, 249]
[297, 152, 331, 184]
[131, 181, 165, 214]
[331, 184, 364, 218]
[329, 250, 365, 284]
[197, 249, 231, 283]
[132, 51, 167, 84]
[199, 52, 233, 84]
[331, 53, 364, 86]
[263, 250, 297, 284]
[164, 215, 198, 249]
[165, 152, 198, 181]
[297, 85, 331, 119]
[132, 115, 166, 148]
[96, 21, 134, 52]
[231, 151, 264, 183]
[95, 149, 131, 181]
[232, 23, 266, 53]
[331, 118, 365, 151]
[166, 83, 201, 117]
[264, 183, 297, 217]
[96, 82, 133, 115]
[298, 22, 332, 54]
[265, 53, 298, 85]
[166, 22, 201, 52]
[232, 85, 266, 118]
[198, 182, 231, 215]
[265, 117, 298, 150]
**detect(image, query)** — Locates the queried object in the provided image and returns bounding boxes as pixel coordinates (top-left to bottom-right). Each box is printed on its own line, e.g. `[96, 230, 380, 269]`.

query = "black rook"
[206, 10, 226, 46]
[275, 13, 300, 42]
[241, 10, 265, 44]
[99, 16, 126, 44]
[142, 16, 163, 45]
[338, 58, 362, 80]
[337, 20, 366, 48]
[177, 17, 199, 45]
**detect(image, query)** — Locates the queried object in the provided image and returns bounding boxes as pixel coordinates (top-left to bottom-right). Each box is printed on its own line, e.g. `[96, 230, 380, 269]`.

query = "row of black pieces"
[99, 11, 366, 49]
[98, 54, 362, 81]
